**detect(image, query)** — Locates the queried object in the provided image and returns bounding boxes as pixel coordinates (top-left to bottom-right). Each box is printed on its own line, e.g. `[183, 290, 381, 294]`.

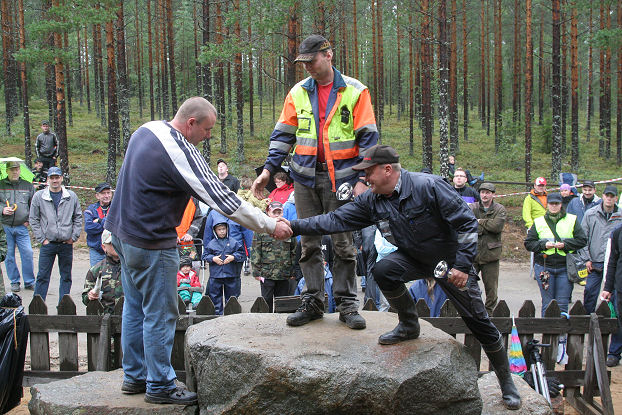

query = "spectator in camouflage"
[82, 230, 123, 314]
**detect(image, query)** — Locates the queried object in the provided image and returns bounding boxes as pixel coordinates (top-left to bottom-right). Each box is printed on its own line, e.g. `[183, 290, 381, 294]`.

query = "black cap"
[95, 182, 111, 193]
[352, 145, 400, 171]
[294, 35, 332, 62]
[180, 257, 193, 268]
[582, 180, 595, 189]
[216, 158, 227, 166]
[603, 185, 618, 196]
[41, 120, 49, 125]
[547, 192, 563, 203]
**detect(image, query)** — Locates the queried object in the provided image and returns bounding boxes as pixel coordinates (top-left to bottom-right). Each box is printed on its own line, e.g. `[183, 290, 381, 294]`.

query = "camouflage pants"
[0, 267, 5, 297]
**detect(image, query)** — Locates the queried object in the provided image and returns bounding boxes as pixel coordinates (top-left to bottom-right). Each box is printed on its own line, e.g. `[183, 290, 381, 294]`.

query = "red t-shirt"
[316, 82, 333, 163]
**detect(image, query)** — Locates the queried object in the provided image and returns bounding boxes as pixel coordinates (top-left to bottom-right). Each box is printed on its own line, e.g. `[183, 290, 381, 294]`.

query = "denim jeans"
[607, 291, 622, 359]
[583, 263, 604, 314]
[89, 247, 106, 267]
[294, 172, 358, 313]
[112, 235, 179, 394]
[34, 242, 73, 302]
[534, 263, 573, 317]
[3, 225, 35, 286]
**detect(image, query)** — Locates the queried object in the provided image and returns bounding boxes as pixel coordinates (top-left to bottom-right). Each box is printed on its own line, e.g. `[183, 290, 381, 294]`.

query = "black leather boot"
[483, 337, 522, 410]
[378, 284, 420, 345]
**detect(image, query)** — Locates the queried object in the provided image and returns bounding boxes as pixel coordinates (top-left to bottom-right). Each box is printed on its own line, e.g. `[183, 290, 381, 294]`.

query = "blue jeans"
[534, 263, 573, 317]
[34, 242, 73, 302]
[112, 235, 179, 394]
[3, 225, 35, 286]
[583, 263, 604, 314]
[89, 247, 106, 267]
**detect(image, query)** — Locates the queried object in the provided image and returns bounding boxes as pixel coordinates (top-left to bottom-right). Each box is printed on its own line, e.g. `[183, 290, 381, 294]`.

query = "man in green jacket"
[522, 177, 547, 229]
[470, 183, 506, 314]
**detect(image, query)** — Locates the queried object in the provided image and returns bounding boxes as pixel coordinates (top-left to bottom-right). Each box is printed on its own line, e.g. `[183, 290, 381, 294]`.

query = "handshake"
[271, 217, 293, 240]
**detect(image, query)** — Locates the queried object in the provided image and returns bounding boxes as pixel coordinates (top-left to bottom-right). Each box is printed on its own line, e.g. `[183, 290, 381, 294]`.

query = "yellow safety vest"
[533, 214, 577, 256]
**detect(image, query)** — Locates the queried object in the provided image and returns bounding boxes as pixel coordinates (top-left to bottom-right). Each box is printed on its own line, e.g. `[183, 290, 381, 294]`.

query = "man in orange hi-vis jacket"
[252, 34, 378, 330]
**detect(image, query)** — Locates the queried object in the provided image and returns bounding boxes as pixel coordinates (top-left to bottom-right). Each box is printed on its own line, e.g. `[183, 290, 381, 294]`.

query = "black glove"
[523, 374, 563, 398]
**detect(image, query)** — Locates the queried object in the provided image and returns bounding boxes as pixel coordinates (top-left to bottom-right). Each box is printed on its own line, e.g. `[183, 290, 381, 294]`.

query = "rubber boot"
[483, 337, 522, 410]
[378, 284, 420, 345]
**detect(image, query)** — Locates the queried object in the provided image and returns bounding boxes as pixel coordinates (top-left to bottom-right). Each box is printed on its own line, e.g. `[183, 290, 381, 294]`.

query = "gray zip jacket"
[29, 186, 82, 243]
[0, 178, 35, 226]
[579, 202, 622, 264]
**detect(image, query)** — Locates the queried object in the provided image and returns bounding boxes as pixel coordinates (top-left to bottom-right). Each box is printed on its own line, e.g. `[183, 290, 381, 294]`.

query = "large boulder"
[28, 369, 198, 415]
[478, 372, 552, 415]
[186, 311, 482, 415]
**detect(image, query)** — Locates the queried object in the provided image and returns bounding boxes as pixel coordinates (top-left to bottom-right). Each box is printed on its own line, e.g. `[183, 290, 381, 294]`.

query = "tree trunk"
[160, 0, 169, 120]
[409, 11, 414, 156]
[135, 0, 144, 118]
[561, 0, 568, 154]
[17, 0, 31, 166]
[285, 3, 298, 89]
[494, 0, 502, 152]
[604, 4, 612, 158]
[166, 0, 177, 111]
[202, 0, 212, 104]
[525, 0, 533, 186]
[76, 28, 83, 106]
[1, 0, 18, 135]
[234, 0, 244, 161]
[353, 0, 359, 79]
[84, 26, 91, 113]
[512, 0, 520, 125]
[105, 18, 119, 184]
[247, 0, 254, 137]
[586, 6, 593, 141]
[479, 0, 486, 128]
[599, 1, 605, 157]
[377, 0, 384, 135]
[146, 0, 154, 120]
[116, 2, 130, 153]
[538, 6, 544, 125]
[570, 2, 579, 171]
[92, 25, 100, 118]
[617, 1, 622, 165]
[371, 0, 378, 116]
[63, 31, 72, 127]
[551, 0, 562, 178]
[96, 22, 106, 128]
[421, 0, 433, 170]
[396, 2, 402, 121]
[449, 0, 458, 154]
[486, 0, 491, 136]
[462, 0, 468, 142]
[438, 0, 450, 178]
[52, 0, 68, 181]
[215, 0, 226, 154]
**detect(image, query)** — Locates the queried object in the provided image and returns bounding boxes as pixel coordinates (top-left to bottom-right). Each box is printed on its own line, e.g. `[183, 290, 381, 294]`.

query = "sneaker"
[10, 283, 20, 293]
[606, 355, 620, 367]
[339, 311, 367, 329]
[121, 380, 146, 394]
[24, 284, 35, 290]
[144, 385, 198, 405]
[286, 301, 323, 327]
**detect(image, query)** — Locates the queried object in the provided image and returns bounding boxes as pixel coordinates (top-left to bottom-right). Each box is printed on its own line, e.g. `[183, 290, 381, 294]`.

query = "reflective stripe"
[296, 136, 318, 148]
[275, 122, 298, 134]
[342, 75, 366, 92]
[290, 160, 316, 178]
[457, 232, 478, 244]
[355, 123, 379, 135]
[329, 139, 357, 151]
[334, 166, 356, 180]
[533, 214, 577, 256]
[269, 141, 293, 152]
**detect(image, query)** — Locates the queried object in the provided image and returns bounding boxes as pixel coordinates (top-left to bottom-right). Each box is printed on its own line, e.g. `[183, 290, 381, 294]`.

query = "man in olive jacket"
[470, 182, 506, 315]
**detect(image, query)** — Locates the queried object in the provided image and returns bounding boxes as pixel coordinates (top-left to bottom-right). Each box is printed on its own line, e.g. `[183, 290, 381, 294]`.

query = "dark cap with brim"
[547, 192, 563, 203]
[5, 161, 20, 169]
[604, 185, 618, 196]
[95, 182, 111, 193]
[47, 167, 62, 176]
[479, 182, 496, 193]
[294, 35, 332, 62]
[216, 158, 227, 165]
[582, 180, 595, 188]
[352, 145, 400, 171]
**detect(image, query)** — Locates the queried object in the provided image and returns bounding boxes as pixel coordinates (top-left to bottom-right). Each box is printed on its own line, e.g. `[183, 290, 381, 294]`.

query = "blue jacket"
[203, 210, 253, 255]
[203, 222, 245, 279]
[408, 280, 448, 317]
[105, 121, 276, 250]
[567, 194, 601, 225]
[290, 170, 478, 274]
[84, 202, 110, 254]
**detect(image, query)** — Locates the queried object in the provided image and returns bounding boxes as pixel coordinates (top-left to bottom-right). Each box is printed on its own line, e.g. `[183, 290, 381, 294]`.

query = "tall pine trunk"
[247, 0, 254, 137]
[493, 0, 502, 152]
[84, 27, 91, 113]
[479, 0, 486, 127]
[421, 0, 433, 170]
[570, 2, 579, 171]
[462, 0, 468, 142]
[116, 2, 130, 153]
[586, 7, 593, 141]
[538, 6, 544, 125]
[551, 0, 562, 178]
[560, 1, 568, 154]
[449, 0, 458, 154]
[617, 1, 622, 165]
[166, 0, 177, 111]
[52, 0, 68, 181]
[17, 0, 31, 166]
[599, 1, 605, 157]
[135, 0, 144, 118]
[285, 3, 298, 89]
[438, 0, 450, 177]
[409, 11, 414, 156]
[512, 0, 520, 124]
[105, 17, 119, 183]
[352, 0, 359, 79]
[215, 0, 226, 154]
[234, 0, 244, 161]
[525, 0, 533, 185]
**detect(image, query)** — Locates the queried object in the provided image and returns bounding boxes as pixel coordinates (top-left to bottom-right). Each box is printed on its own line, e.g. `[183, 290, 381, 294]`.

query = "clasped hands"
[213, 255, 236, 265]
[271, 217, 292, 240]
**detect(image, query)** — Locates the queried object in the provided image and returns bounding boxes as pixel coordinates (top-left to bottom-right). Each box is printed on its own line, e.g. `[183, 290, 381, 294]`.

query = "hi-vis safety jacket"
[264, 68, 378, 191]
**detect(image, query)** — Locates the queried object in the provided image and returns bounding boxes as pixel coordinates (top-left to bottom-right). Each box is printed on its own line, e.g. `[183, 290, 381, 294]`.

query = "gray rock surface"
[478, 372, 552, 415]
[28, 369, 198, 415]
[186, 311, 482, 415]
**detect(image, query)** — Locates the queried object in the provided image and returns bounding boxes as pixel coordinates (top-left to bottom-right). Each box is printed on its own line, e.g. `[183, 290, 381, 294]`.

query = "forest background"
[1, 0, 622, 227]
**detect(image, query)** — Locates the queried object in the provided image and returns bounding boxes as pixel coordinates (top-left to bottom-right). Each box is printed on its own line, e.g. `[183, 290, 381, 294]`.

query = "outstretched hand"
[271, 218, 293, 240]
[251, 169, 271, 200]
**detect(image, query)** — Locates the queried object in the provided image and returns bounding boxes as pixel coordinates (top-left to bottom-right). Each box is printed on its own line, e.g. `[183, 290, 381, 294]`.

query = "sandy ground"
[1, 248, 620, 413]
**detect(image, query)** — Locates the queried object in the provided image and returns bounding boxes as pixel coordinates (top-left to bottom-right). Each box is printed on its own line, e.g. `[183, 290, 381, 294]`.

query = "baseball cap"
[582, 180, 595, 188]
[5, 161, 20, 169]
[101, 229, 113, 244]
[294, 35, 332, 62]
[603, 185, 618, 196]
[47, 167, 62, 176]
[41, 120, 49, 126]
[95, 182, 111, 193]
[547, 193, 562, 203]
[352, 145, 400, 171]
[216, 158, 227, 166]
[268, 201, 283, 212]
[479, 182, 496, 193]
[535, 177, 547, 186]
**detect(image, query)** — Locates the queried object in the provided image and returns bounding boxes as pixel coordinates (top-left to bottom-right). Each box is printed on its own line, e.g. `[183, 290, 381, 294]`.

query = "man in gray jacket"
[580, 185, 622, 366]
[29, 167, 82, 302]
[35, 120, 59, 170]
[0, 161, 36, 292]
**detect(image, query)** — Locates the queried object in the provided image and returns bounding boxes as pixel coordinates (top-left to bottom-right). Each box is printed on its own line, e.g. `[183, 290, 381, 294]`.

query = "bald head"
[173, 97, 217, 124]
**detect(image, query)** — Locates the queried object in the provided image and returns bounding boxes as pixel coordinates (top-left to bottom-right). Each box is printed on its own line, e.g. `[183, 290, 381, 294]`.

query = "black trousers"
[374, 249, 501, 347]
[260, 279, 291, 312]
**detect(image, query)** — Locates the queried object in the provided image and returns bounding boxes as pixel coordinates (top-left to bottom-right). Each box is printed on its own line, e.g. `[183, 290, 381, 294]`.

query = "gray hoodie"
[579, 202, 622, 264]
[29, 186, 82, 243]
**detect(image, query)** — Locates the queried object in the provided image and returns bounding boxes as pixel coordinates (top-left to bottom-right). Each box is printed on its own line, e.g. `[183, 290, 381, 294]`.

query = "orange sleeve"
[351, 88, 377, 132]
[276, 92, 298, 128]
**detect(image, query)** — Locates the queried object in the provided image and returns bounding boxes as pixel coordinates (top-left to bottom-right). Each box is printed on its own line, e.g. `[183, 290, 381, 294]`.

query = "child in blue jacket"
[203, 221, 245, 314]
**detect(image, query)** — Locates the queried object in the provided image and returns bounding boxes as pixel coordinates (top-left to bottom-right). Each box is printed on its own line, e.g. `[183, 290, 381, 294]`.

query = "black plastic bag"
[0, 294, 30, 414]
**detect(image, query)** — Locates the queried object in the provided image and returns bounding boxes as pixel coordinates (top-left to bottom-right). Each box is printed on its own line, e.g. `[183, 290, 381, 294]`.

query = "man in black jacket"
[286, 145, 521, 410]
[602, 223, 622, 367]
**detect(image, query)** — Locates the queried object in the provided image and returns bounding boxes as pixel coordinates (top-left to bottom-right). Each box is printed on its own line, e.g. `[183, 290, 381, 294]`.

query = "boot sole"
[286, 314, 322, 327]
[378, 334, 420, 345]
[338, 315, 366, 329]
[144, 394, 198, 405]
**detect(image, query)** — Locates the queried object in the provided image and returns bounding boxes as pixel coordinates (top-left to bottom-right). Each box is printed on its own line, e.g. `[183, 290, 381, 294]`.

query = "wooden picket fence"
[24, 294, 618, 414]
